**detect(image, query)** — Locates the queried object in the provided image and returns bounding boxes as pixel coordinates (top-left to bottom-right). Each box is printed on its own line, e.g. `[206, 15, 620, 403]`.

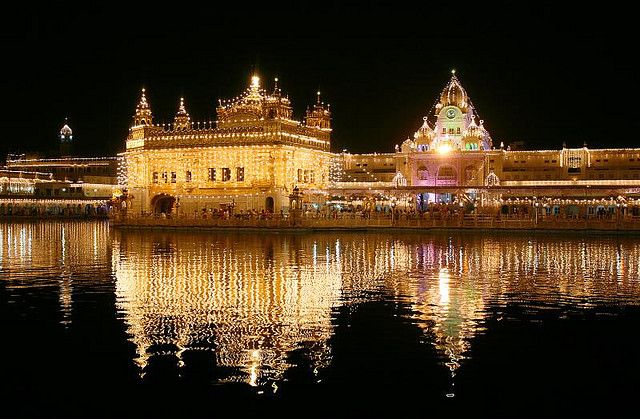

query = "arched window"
[465, 165, 476, 182]
[436, 165, 457, 186]
[417, 166, 429, 180]
[437, 166, 456, 178]
[485, 172, 500, 187]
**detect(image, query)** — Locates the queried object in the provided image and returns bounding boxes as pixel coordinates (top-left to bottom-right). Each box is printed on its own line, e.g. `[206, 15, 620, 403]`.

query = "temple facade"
[121, 76, 333, 214]
[120, 72, 640, 217]
[328, 72, 640, 215]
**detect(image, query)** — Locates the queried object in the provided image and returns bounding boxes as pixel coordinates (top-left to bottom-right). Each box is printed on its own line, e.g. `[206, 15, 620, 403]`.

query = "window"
[303, 170, 309, 183]
[457, 127, 461, 134]
[437, 166, 456, 178]
[309, 170, 315, 183]
[442, 128, 446, 134]
[171, 172, 176, 183]
[152, 172, 158, 183]
[236, 167, 244, 182]
[208, 168, 216, 181]
[222, 167, 231, 181]
[298, 168, 303, 183]
[161, 172, 168, 183]
[568, 157, 581, 166]
[449, 128, 454, 134]
[186, 171, 192, 182]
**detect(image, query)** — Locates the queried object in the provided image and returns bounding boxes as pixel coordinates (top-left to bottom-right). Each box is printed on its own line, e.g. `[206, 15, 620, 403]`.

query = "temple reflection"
[111, 230, 640, 390]
[112, 232, 345, 384]
[4, 222, 640, 403]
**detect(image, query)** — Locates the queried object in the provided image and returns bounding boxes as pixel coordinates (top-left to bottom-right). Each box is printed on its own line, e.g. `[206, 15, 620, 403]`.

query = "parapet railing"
[111, 212, 640, 231]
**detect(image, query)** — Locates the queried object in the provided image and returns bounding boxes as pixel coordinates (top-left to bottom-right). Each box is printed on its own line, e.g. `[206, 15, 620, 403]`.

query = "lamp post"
[390, 199, 396, 224]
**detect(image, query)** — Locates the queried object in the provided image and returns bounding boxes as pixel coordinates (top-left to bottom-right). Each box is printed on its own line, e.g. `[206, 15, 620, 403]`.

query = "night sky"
[1, 2, 636, 160]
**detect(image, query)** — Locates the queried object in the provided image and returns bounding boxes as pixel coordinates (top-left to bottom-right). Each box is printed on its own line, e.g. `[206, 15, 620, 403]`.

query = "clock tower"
[411, 70, 493, 152]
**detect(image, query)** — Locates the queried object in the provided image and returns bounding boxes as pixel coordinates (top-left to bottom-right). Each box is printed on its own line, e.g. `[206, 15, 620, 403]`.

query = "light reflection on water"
[2, 221, 640, 395]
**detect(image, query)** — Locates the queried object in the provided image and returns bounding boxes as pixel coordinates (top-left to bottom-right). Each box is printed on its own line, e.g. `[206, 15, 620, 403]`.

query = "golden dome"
[438, 71, 469, 112]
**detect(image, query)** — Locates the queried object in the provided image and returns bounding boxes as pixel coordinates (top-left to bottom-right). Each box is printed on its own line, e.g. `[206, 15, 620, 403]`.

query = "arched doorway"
[152, 194, 176, 214]
[265, 196, 274, 213]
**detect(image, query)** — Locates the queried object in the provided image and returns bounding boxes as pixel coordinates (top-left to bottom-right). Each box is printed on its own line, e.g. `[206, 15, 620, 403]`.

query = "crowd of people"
[138, 201, 640, 224]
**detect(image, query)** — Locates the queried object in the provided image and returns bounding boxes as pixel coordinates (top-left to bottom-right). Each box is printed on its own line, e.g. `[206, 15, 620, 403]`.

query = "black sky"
[1, 2, 636, 160]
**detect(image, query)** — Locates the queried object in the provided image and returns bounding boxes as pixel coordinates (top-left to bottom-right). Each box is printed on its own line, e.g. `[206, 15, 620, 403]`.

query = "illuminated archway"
[151, 194, 176, 214]
[417, 166, 429, 180]
[265, 197, 275, 213]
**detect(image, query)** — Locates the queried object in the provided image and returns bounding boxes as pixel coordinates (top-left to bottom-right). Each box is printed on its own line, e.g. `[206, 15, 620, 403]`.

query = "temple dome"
[463, 115, 481, 138]
[414, 117, 435, 147]
[438, 71, 469, 112]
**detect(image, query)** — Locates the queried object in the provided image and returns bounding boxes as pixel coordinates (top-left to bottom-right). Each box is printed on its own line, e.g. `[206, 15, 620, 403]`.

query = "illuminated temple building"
[1, 121, 118, 216]
[121, 72, 640, 215]
[121, 76, 333, 214]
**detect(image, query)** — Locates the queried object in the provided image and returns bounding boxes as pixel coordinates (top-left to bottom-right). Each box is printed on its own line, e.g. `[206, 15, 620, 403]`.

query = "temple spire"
[306, 89, 331, 130]
[174, 97, 191, 130]
[273, 77, 280, 95]
[59, 117, 73, 156]
[133, 87, 153, 126]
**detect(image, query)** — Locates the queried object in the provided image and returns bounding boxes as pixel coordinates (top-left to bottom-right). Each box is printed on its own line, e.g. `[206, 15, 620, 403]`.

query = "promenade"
[111, 212, 640, 233]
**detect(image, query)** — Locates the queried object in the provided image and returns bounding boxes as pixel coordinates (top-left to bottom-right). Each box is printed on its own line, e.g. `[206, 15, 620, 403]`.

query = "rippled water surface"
[1, 221, 639, 417]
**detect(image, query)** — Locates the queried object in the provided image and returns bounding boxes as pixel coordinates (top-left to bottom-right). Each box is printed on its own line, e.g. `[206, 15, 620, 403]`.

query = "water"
[1, 221, 639, 417]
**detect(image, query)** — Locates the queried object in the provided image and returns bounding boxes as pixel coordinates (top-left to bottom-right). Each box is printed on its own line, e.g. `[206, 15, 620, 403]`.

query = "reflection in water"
[2, 221, 640, 396]
[0, 221, 111, 325]
[110, 229, 640, 391]
[112, 232, 343, 384]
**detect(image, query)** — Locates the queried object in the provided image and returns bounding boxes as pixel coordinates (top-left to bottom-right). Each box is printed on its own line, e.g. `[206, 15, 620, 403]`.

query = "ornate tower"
[305, 91, 331, 130]
[133, 88, 153, 126]
[59, 118, 73, 156]
[263, 77, 293, 120]
[413, 117, 436, 151]
[402, 71, 492, 153]
[173, 97, 191, 130]
[129, 87, 161, 142]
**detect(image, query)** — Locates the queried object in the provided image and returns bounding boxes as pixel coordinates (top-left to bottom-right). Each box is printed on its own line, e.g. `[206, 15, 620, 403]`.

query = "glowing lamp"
[437, 142, 452, 154]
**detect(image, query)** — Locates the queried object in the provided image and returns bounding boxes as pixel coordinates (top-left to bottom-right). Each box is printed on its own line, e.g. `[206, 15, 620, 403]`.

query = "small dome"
[463, 115, 481, 138]
[60, 123, 72, 136]
[401, 137, 415, 153]
[439, 72, 469, 112]
[414, 117, 435, 143]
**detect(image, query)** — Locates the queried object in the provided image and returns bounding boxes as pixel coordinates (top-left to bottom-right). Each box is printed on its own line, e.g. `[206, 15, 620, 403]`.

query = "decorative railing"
[111, 212, 640, 232]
